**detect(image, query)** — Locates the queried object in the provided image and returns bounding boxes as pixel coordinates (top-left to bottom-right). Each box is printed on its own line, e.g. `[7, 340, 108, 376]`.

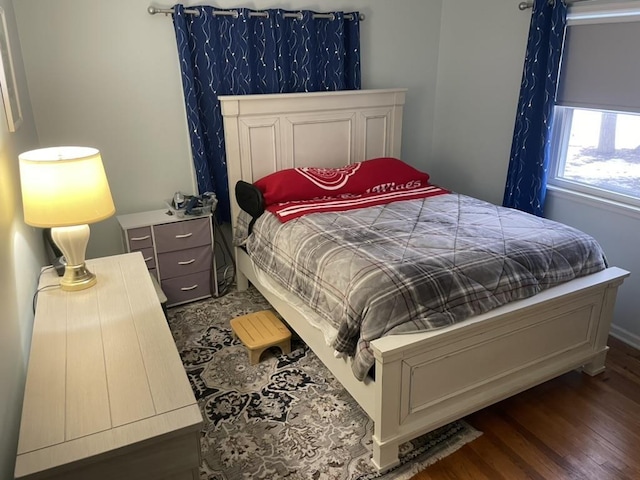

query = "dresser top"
[116, 208, 211, 229]
[15, 253, 202, 478]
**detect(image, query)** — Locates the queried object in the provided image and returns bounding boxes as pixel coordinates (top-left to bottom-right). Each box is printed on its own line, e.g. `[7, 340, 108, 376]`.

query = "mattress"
[235, 193, 608, 381]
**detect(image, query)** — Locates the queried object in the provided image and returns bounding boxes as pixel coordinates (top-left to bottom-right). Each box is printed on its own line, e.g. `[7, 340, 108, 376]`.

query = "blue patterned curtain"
[502, 0, 567, 216]
[172, 5, 361, 222]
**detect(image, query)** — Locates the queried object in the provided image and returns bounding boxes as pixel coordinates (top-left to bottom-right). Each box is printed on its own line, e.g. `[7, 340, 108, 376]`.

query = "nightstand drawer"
[127, 227, 153, 249]
[158, 245, 211, 279]
[162, 271, 211, 305]
[137, 247, 156, 269]
[154, 217, 211, 253]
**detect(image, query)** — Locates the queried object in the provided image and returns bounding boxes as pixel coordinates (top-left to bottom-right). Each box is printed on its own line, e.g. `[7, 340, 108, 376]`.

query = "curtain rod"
[518, 0, 590, 10]
[147, 6, 365, 21]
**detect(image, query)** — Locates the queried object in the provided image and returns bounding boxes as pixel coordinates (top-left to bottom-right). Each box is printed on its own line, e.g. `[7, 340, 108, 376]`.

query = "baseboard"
[610, 324, 640, 351]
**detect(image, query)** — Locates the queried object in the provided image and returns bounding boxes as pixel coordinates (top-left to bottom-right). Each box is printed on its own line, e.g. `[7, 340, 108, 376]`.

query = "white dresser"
[15, 253, 203, 480]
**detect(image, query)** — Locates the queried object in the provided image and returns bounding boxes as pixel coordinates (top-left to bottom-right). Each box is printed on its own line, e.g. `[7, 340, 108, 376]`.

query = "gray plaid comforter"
[239, 193, 607, 381]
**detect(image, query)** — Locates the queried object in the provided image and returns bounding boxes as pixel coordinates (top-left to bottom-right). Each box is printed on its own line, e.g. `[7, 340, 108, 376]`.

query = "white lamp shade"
[19, 146, 115, 228]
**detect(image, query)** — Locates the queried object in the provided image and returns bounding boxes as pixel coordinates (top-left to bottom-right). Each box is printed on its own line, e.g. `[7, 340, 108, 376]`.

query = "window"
[548, 5, 640, 208]
[550, 107, 640, 206]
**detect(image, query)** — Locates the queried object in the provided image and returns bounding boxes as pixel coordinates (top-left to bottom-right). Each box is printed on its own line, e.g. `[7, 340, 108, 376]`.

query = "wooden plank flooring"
[410, 337, 640, 480]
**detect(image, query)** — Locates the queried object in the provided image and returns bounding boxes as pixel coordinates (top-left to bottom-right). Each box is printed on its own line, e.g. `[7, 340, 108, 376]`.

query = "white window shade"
[557, 20, 640, 113]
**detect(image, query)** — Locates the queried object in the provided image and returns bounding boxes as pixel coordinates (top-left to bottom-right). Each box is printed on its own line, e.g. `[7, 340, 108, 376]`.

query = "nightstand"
[117, 209, 218, 307]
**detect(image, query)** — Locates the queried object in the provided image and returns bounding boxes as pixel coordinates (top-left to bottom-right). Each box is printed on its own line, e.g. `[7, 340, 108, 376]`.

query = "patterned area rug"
[167, 286, 481, 480]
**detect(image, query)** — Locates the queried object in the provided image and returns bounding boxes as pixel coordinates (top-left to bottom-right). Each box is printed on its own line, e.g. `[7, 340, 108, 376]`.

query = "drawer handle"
[180, 284, 199, 291]
[130, 235, 151, 241]
[143, 256, 153, 263]
[178, 259, 196, 265]
[175, 233, 193, 239]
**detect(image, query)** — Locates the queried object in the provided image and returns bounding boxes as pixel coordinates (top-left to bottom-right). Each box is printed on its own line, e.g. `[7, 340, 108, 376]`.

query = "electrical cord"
[216, 264, 234, 296]
[32, 265, 60, 313]
[212, 215, 236, 297]
[214, 237, 233, 269]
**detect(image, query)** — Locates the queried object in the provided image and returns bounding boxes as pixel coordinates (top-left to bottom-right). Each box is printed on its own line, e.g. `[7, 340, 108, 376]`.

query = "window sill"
[546, 184, 640, 221]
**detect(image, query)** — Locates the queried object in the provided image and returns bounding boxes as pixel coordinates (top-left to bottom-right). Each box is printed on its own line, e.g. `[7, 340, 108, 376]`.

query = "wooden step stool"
[230, 310, 291, 365]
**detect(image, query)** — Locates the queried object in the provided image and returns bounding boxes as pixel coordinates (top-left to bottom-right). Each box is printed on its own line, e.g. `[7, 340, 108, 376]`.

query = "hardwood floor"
[410, 337, 640, 480]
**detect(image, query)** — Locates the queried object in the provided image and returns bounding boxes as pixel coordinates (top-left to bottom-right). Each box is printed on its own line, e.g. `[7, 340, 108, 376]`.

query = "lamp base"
[60, 263, 97, 291]
[51, 224, 97, 291]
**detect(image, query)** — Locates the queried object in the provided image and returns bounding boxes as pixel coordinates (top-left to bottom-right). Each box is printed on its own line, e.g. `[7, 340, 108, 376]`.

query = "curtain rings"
[518, 0, 568, 10]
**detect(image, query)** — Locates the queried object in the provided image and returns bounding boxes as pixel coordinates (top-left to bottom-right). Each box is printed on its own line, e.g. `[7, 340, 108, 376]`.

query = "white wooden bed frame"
[219, 88, 629, 471]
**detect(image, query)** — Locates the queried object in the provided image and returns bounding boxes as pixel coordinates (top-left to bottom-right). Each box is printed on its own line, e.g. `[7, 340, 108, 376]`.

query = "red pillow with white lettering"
[254, 157, 430, 206]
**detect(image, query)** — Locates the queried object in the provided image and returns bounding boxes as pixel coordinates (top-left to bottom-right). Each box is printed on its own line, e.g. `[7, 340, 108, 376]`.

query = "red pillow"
[254, 157, 430, 206]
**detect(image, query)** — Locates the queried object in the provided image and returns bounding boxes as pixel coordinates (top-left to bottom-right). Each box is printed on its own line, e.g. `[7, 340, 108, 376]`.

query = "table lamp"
[19, 146, 116, 291]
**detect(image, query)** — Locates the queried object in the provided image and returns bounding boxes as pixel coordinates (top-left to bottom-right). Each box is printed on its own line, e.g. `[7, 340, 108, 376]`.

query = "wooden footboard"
[369, 266, 628, 470]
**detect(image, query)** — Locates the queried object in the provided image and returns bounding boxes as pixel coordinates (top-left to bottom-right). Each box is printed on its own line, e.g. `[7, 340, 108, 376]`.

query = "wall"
[545, 193, 640, 346]
[0, 1, 44, 477]
[14, 0, 199, 259]
[431, 0, 530, 205]
[432, 0, 638, 346]
[14, 0, 443, 259]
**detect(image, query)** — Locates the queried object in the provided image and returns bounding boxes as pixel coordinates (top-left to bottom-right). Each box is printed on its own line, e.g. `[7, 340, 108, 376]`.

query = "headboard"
[219, 88, 407, 226]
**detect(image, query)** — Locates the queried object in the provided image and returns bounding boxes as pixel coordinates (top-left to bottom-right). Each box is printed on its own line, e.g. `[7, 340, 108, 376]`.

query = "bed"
[219, 88, 629, 471]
